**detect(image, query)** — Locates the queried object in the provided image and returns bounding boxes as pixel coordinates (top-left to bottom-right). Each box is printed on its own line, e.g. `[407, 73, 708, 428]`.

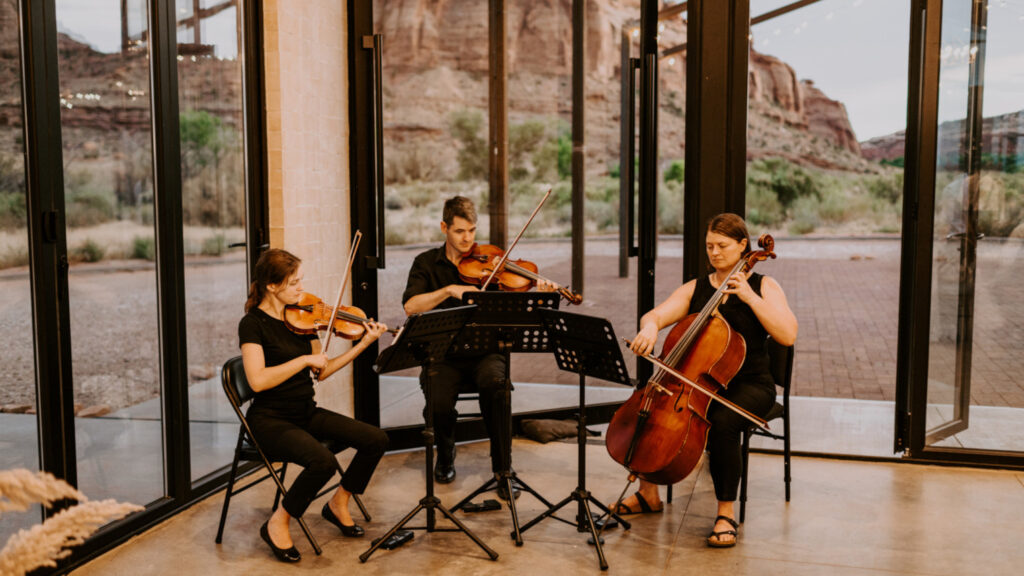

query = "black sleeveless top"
[686, 272, 772, 384]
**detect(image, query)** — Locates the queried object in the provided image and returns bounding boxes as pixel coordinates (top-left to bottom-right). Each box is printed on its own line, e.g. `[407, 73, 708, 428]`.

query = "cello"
[605, 235, 776, 485]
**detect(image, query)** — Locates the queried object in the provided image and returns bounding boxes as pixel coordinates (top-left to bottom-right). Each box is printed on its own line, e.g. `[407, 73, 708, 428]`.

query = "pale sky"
[55, 0, 239, 59]
[54, 0, 1022, 142]
[751, 0, 1024, 140]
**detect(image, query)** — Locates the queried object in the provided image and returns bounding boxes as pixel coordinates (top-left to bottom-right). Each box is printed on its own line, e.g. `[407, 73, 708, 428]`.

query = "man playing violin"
[611, 213, 797, 548]
[403, 196, 554, 491]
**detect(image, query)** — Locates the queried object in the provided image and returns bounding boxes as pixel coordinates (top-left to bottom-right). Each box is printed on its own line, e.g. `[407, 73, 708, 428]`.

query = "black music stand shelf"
[517, 309, 633, 571]
[447, 291, 559, 547]
[359, 305, 498, 563]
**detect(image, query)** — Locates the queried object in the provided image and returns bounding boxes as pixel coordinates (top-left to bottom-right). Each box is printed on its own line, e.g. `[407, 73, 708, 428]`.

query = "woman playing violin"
[614, 213, 797, 548]
[239, 248, 389, 563]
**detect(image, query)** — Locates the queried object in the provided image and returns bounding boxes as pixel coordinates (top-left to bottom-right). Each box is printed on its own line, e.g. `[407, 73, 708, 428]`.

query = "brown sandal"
[706, 515, 738, 548]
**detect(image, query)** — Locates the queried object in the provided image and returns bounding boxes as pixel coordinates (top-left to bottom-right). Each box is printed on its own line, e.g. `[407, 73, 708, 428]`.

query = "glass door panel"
[174, 0, 251, 482]
[56, 0, 164, 504]
[371, 0, 490, 428]
[0, 0, 41, 541]
[927, 0, 1024, 452]
[927, 0, 976, 444]
[747, 0, 909, 456]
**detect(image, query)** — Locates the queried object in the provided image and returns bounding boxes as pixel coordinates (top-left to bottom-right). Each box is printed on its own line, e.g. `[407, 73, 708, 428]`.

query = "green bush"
[745, 176, 785, 228]
[71, 238, 106, 263]
[658, 180, 684, 234]
[449, 109, 487, 181]
[0, 153, 26, 228]
[867, 170, 904, 204]
[747, 158, 820, 211]
[0, 245, 29, 269]
[132, 236, 155, 261]
[663, 160, 684, 184]
[201, 234, 226, 256]
[65, 189, 115, 228]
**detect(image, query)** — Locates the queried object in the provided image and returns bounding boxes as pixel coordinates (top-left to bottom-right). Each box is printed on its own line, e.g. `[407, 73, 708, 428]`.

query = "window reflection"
[0, 0, 42, 543]
[174, 0, 249, 481]
[55, 0, 164, 504]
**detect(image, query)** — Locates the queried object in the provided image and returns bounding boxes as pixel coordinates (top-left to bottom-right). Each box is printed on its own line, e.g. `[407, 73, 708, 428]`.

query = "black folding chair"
[214, 356, 370, 554]
[738, 337, 793, 522]
[665, 336, 794, 523]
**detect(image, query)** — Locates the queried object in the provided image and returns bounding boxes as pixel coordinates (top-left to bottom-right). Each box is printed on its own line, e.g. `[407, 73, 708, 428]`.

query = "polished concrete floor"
[72, 436, 1024, 575]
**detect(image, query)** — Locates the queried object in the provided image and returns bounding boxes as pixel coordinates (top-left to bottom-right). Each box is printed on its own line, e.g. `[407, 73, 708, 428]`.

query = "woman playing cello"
[239, 249, 389, 563]
[612, 213, 797, 547]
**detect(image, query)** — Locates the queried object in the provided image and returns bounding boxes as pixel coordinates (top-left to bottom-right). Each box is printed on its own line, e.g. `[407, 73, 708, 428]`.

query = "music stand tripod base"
[517, 309, 635, 571]
[447, 291, 560, 546]
[360, 305, 498, 563]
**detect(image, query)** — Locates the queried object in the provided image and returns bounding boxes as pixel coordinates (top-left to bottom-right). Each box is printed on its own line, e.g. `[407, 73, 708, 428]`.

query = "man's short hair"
[442, 196, 477, 225]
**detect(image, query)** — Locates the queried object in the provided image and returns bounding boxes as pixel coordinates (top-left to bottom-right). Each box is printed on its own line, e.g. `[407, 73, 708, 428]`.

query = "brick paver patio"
[376, 236, 1024, 407]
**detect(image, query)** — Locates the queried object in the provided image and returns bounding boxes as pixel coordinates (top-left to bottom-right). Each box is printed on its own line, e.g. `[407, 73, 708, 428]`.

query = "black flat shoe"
[322, 502, 365, 538]
[260, 521, 300, 563]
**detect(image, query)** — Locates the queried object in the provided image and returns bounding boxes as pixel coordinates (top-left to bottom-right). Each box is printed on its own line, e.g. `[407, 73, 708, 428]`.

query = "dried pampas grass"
[0, 469, 142, 576]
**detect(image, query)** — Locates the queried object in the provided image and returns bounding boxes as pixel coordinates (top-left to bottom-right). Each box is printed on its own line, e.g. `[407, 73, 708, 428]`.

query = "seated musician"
[402, 196, 554, 492]
[614, 213, 797, 548]
[239, 248, 389, 563]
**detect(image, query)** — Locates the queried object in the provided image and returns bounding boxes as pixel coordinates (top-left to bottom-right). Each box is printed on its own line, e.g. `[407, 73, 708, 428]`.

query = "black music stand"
[517, 309, 633, 571]
[359, 305, 498, 563]
[446, 291, 559, 547]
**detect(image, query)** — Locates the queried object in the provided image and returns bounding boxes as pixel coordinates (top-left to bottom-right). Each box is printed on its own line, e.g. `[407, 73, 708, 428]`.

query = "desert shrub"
[70, 238, 105, 263]
[65, 173, 115, 228]
[663, 160, 684, 184]
[385, 147, 445, 184]
[132, 236, 155, 261]
[555, 131, 572, 181]
[0, 190, 26, 228]
[0, 153, 26, 228]
[0, 244, 29, 268]
[749, 157, 820, 210]
[450, 109, 488, 181]
[201, 234, 226, 256]
[658, 179, 684, 234]
[787, 196, 819, 235]
[745, 177, 785, 228]
[509, 120, 547, 180]
[867, 170, 904, 204]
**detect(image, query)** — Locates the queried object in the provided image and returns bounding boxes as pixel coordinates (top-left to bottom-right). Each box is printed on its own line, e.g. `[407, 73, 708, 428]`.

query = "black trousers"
[420, 353, 511, 473]
[706, 375, 776, 502]
[247, 404, 389, 519]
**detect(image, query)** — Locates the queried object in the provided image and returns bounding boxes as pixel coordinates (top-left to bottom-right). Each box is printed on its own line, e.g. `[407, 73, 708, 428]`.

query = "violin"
[457, 243, 583, 305]
[605, 234, 776, 485]
[284, 292, 398, 340]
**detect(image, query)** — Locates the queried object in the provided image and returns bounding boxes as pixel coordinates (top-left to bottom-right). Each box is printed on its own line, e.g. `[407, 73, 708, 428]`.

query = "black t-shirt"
[238, 307, 319, 409]
[687, 272, 771, 380]
[402, 244, 472, 309]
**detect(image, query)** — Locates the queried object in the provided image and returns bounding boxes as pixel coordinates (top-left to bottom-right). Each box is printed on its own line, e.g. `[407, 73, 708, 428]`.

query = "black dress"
[238, 308, 388, 518]
[686, 272, 777, 502]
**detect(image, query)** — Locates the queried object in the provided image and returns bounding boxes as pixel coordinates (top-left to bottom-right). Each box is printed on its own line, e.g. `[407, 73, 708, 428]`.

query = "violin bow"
[317, 230, 362, 381]
[622, 338, 771, 432]
[481, 187, 553, 291]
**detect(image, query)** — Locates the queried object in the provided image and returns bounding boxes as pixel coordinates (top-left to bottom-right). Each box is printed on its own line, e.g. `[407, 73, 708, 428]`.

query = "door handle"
[363, 34, 386, 269]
